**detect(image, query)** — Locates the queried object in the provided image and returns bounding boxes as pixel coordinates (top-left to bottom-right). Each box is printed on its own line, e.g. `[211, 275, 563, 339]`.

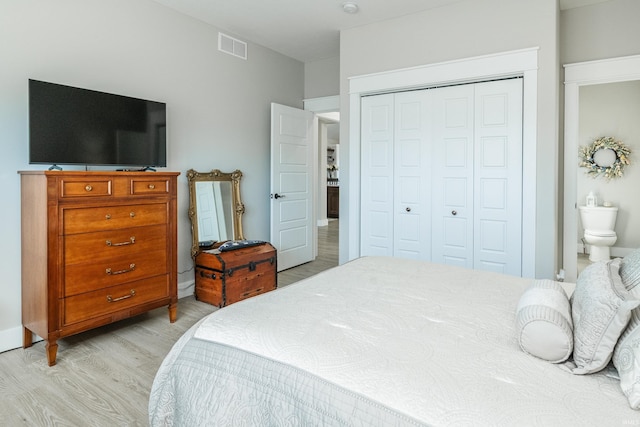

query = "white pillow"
[612, 250, 640, 410]
[621, 248, 640, 292]
[566, 258, 640, 375]
[515, 279, 573, 363]
[613, 308, 640, 409]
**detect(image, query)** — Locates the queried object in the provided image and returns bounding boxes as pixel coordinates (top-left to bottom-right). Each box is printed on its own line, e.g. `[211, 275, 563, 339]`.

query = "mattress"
[149, 256, 639, 426]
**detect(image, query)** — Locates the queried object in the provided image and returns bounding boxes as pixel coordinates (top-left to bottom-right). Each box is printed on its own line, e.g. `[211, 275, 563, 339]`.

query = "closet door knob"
[451, 210, 457, 216]
[405, 207, 411, 212]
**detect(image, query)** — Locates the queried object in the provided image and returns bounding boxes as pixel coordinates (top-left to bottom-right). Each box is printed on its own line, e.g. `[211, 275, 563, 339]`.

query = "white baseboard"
[577, 243, 634, 258]
[0, 325, 28, 353]
[317, 219, 329, 227]
[178, 279, 195, 299]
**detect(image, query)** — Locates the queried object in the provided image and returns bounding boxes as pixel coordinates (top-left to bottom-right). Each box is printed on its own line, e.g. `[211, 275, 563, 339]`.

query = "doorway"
[305, 96, 340, 267]
[563, 55, 640, 283]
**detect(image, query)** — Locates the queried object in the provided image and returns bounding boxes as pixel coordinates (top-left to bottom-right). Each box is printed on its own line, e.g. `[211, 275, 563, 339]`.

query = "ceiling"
[151, 0, 611, 63]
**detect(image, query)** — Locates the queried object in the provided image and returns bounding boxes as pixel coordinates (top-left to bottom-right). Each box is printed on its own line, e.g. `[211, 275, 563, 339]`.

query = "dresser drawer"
[62, 275, 170, 326]
[64, 249, 168, 296]
[130, 177, 171, 195]
[59, 178, 113, 198]
[64, 224, 167, 264]
[63, 203, 167, 234]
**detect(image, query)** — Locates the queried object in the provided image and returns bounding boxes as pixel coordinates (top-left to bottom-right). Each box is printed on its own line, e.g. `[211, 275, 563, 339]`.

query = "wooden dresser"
[19, 171, 179, 366]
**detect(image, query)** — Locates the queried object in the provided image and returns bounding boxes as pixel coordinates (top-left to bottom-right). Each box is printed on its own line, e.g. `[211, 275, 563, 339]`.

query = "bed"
[149, 256, 640, 426]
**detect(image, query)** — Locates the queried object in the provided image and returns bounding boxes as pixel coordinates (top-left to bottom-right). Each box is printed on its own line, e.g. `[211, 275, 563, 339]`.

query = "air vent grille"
[218, 32, 247, 60]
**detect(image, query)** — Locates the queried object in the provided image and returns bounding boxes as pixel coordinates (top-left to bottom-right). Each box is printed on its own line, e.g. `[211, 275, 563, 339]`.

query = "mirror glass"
[187, 169, 245, 257]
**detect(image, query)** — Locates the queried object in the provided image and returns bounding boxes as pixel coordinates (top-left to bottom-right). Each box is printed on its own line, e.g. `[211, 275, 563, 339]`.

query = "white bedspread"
[150, 256, 639, 426]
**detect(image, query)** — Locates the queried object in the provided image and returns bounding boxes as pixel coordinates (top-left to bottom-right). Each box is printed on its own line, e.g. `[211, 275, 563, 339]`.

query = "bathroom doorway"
[563, 56, 640, 282]
[576, 82, 640, 277]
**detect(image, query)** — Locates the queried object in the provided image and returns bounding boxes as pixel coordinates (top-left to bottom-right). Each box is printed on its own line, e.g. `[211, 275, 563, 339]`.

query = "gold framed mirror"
[187, 169, 245, 257]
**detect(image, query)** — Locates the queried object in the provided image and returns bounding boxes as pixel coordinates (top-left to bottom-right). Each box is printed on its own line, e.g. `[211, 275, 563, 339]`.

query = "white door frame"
[348, 48, 538, 278]
[563, 54, 640, 283]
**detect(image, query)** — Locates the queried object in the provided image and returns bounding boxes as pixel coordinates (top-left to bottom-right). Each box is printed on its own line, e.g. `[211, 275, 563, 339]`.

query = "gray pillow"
[621, 248, 640, 292]
[566, 258, 640, 375]
[515, 279, 573, 363]
[613, 308, 640, 409]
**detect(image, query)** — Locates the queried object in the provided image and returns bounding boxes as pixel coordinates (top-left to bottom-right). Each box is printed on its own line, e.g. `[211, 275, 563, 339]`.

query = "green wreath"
[579, 136, 631, 180]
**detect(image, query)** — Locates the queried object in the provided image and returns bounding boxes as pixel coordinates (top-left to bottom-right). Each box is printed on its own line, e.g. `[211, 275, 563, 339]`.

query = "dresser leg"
[168, 302, 177, 323]
[23, 327, 33, 348]
[46, 340, 58, 366]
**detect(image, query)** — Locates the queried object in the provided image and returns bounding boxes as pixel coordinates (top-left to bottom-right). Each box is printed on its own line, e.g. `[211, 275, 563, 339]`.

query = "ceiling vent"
[218, 32, 247, 60]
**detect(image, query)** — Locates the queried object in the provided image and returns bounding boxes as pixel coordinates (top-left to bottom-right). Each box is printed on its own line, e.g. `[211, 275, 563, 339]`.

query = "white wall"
[304, 56, 339, 99]
[560, 0, 640, 64]
[577, 81, 640, 252]
[0, 0, 303, 352]
[339, 0, 560, 278]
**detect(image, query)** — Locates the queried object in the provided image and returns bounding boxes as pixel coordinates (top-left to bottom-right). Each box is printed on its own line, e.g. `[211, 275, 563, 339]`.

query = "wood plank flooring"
[277, 219, 339, 286]
[0, 220, 338, 426]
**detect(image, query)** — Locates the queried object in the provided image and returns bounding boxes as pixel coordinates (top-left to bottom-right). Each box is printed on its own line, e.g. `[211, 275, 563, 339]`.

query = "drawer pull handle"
[106, 237, 136, 247]
[107, 289, 136, 303]
[105, 214, 111, 220]
[85, 185, 93, 192]
[148, 184, 155, 189]
[106, 263, 136, 275]
[130, 212, 136, 218]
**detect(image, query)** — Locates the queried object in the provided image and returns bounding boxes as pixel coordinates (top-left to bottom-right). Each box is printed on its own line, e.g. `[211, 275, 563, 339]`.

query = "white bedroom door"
[270, 102, 315, 271]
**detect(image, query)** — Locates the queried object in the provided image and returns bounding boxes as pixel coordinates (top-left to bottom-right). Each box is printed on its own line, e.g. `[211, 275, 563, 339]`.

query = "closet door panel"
[394, 91, 431, 259]
[474, 79, 523, 275]
[431, 85, 475, 268]
[361, 94, 395, 256]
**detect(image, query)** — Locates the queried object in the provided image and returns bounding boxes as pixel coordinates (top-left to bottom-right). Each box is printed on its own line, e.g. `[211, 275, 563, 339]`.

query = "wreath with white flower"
[579, 136, 631, 180]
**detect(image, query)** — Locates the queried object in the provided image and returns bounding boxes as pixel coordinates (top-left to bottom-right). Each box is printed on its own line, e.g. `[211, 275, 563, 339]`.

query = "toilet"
[578, 206, 618, 262]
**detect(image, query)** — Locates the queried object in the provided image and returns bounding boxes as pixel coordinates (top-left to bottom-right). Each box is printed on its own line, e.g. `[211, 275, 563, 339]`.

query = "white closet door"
[431, 85, 475, 268]
[361, 94, 394, 256]
[393, 91, 431, 259]
[474, 79, 523, 275]
[361, 79, 523, 273]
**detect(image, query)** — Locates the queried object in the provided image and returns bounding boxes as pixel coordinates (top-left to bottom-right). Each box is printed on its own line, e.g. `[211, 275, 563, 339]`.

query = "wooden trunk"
[195, 243, 277, 307]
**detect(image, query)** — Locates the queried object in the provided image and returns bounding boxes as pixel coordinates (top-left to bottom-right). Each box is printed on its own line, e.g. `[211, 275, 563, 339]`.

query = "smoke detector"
[342, 2, 359, 14]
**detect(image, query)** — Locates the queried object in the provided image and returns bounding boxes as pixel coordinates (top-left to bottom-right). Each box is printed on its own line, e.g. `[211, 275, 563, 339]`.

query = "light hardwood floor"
[0, 220, 338, 426]
[277, 219, 339, 286]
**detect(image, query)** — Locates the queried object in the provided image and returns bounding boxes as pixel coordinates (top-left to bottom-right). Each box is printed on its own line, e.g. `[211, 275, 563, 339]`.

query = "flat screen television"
[29, 79, 166, 168]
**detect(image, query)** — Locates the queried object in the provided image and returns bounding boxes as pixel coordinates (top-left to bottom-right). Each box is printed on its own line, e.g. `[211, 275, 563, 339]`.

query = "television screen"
[29, 79, 166, 167]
